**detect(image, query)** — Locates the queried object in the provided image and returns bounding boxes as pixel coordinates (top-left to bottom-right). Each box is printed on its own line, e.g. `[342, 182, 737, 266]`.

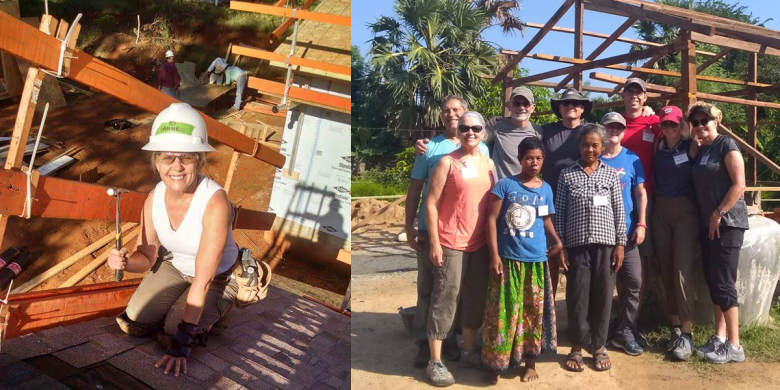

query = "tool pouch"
[233, 248, 271, 308]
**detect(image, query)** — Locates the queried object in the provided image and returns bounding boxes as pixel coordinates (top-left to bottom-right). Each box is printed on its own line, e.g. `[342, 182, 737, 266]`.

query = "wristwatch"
[714, 207, 727, 217]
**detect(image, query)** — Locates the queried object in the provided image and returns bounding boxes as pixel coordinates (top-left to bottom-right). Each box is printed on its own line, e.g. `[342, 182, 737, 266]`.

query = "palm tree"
[367, 0, 497, 130]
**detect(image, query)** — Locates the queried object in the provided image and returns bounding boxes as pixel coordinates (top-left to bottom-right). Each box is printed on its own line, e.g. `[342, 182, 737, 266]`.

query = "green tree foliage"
[367, 0, 498, 130]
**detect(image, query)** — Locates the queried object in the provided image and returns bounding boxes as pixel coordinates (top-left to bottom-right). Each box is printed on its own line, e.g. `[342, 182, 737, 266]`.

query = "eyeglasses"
[511, 100, 532, 108]
[458, 125, 483, 133]
[623, 89, 645, 96]
[561, 100, 583, 107]
[690, 118, 712, 127]
[158, 152, 198, 165]
[660, 121, 679, 128]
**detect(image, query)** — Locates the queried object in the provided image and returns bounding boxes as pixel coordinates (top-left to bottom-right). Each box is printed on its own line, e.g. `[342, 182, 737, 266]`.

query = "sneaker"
[458, 349, 482, 369]
[426, 361, 455, 387]
[612, 338, 644, 356]
[633, 329, 648, 348]
[414, 342, 431, 368]
[697, 335, 725, 358]
[705, 341, 745, 364]
[442, 338, 461, 361]
[666, 327, 682, 353]
[669, 333, 693, 361]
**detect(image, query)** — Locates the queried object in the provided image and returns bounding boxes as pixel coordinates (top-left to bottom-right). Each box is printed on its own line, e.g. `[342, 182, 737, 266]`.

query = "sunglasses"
[561, 100, 583, 107]
[158, 152, 198, 165]
[690, 118, 712, 127]
[511, 100, 532, 108]
[458, 125, 483, 133]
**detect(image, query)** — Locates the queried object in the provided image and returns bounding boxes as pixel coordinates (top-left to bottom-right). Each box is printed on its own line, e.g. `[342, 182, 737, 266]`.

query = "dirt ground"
[351, 199, 780, 389]
[0, 84, 344, 307]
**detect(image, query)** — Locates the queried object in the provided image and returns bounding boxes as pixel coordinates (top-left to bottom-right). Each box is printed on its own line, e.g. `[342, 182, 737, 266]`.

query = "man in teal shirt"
[204, 57, 247, 111]
[404, 95, 489, 371]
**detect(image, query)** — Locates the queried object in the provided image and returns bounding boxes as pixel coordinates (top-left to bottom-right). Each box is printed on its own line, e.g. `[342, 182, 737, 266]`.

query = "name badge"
[538, 205, 549, 216]
[461, 166, 478, 179]
[593, 195, 609, 206]
[700, 153, 710, 165]
[673, 153, 689, 165]
[642, 130, 655, 143]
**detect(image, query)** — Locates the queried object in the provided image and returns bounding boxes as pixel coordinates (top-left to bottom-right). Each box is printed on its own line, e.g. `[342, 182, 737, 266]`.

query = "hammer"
[107, 187, 128, 281]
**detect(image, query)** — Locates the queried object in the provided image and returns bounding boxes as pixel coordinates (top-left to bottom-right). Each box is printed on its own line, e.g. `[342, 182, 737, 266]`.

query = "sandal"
[565, 351, 585, 372]
[593, 348, 611, 371]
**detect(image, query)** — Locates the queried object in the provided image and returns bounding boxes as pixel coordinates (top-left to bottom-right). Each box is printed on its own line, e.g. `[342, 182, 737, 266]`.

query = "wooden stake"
[59, 228, 141, 288]
[11, 223, 137, 293]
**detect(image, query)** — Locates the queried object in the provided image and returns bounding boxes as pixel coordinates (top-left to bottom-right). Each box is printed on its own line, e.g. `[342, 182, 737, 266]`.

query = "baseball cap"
[601, 112, 626, 128]
[510, 86, 534, 104]
[624, 77, 647, 92]
[659, 106, 683, 124]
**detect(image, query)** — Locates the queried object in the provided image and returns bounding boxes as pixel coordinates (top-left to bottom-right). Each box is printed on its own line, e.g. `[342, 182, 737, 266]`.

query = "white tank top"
[152, 176, 237, 277]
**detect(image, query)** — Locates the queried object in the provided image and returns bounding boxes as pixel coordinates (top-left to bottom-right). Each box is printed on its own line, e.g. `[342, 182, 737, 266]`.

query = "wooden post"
[224, 125, 247, 194]
[573, 0, 584, 91]
[747, 52, 759, 207]
[502, 75, 512, 117]
[0, 15, 56, 249]
[679, 31, 697, 112]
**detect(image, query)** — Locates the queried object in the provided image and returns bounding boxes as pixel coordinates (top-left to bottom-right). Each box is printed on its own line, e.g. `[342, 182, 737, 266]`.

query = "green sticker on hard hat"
[156, 121, 195, 136]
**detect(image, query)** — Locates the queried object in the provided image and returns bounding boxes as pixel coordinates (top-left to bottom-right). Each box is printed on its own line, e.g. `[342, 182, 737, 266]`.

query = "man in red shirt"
[619, 77, 659, 348]
[158, 50, 180, 98]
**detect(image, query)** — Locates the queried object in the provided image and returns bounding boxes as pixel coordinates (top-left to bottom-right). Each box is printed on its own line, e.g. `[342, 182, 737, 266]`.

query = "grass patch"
[351, 181, 405, 198]
[642, 301, 780, 372]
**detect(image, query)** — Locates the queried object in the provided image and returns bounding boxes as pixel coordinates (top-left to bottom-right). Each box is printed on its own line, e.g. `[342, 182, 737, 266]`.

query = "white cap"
[143, 103, 215, 152]
[165, 50, 174, 58]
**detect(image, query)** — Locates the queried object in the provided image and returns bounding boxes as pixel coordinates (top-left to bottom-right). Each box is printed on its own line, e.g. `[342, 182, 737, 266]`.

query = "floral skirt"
[481, 259, 557, 372]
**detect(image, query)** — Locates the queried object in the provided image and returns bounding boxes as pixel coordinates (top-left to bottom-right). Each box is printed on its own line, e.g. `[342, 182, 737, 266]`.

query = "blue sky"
[352, 0, 780, 96]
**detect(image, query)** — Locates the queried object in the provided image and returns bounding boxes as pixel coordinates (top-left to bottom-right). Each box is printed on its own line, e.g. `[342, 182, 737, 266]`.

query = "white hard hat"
[143, 103, 215, 152]
[165, 50, 174, 58]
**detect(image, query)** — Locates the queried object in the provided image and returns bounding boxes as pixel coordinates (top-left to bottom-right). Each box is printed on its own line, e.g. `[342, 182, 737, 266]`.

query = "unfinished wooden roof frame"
[0, 12, 280, 339]
[493, 0, 780, 206]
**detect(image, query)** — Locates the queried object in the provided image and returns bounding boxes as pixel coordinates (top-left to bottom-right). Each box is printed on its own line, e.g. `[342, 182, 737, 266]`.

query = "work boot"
[116, 312, 153, 337]
[426, 361, 455, 387]
[697, 335, 725, 358]
[210, 308, 232, 335]
[705, 341, 745, 364]
[442, 338, 461, 361]
[458, 349, 482, 369]
[413, 342, 430, 368]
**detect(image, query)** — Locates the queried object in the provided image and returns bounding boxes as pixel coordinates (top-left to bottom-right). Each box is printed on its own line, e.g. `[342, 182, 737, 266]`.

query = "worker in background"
[203, 57, 248, 111]
[158, 50, 180, 98]
[108, 103, 239, 378]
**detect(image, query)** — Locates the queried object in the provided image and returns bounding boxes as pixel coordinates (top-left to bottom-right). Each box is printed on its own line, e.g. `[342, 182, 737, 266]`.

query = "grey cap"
[601, 112, 626, 128]
[510, 86, 534, 104]
[624, 77, 647, 92]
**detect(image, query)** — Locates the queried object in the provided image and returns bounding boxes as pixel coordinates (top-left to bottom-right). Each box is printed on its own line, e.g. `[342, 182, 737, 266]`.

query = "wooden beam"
[248, 77, 350, 113]
[493, 0, 576, 82]
[0, 12, 285, 169]
[691, 32, 780, 57]
[230, 1, 350, 27]
[11, 223, 137, 293]
[719, 124, 780, 179]
[522, 21, 717, 57]
[60, 228, 141, 288]
[232, 44, 350, 77]
[509, 41, 685, 87]
[573, 0, 584, 91]
[608, 51, 667, 96]
[0, 169, 276, 229]
[589, 72, 677, 93]
[525, 53, 771, 87]
[583, 0, 716, 38]
[697, 92, 780, 110]
[270, 0, 318, 43]
[747, 52, 758, 205]
[4, 279, 141, 339]
[671, 48, 733, 89]
[525, 80, 664, 97]
[680, 30, 698, 113]
[556, 16, 637, 91]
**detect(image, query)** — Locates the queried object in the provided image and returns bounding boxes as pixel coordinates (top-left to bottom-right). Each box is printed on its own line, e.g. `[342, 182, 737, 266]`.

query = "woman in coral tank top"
[422, 111, 496, 386]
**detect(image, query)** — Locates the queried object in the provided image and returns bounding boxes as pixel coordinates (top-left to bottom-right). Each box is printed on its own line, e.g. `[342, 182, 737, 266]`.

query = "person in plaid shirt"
[554, 124, 626, 372]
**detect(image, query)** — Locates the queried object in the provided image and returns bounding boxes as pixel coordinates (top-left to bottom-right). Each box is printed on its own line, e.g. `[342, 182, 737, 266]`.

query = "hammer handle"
[115, 225, 124, 282]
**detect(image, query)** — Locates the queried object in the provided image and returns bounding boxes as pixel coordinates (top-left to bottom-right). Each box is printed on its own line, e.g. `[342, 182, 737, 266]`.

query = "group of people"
[158, 50, 248, 111]
[405, 78, 749, 387]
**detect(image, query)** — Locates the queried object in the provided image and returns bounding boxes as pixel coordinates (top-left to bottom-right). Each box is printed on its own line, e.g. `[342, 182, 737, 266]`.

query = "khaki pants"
[125, 260, 238, 336]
